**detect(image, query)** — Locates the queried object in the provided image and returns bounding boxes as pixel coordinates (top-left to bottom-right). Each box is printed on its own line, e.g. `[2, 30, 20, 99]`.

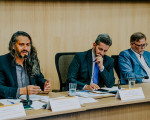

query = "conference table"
[14, 83, 150, 120]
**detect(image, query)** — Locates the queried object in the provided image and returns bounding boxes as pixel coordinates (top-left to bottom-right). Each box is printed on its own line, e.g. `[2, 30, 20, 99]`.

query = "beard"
[15, 49, 30, 59]
[94, 46, 104, 57]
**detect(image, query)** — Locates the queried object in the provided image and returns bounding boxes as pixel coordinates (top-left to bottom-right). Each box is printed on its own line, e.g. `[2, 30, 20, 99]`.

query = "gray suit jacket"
[67, 49, 115, 90]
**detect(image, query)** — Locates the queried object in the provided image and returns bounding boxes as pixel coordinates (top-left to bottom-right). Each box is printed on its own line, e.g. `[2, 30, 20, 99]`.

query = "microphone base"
[20, 99, 32, 109]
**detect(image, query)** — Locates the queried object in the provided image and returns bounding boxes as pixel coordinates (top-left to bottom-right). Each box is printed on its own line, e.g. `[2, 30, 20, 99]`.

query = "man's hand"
[20, 85, 41, 95]
[84, 83, 100, 90]
[44, 80, 51, 93]
[95, 54, 104, 70]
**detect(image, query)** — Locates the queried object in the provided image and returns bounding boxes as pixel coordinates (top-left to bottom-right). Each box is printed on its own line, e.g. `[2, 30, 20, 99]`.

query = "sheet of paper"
[92, 87, 125, 94]
[50, 96, 81, 112]
[0, 103, 26, 120]
[116, 87, 145, 101]
[76, 91, 114, 98]
[101, 87, 121, 91]
[0, 99, 20, 105]
[78, 97, 98, 105]
[19, 95, 49, 102]
[31, 101, 46, 110]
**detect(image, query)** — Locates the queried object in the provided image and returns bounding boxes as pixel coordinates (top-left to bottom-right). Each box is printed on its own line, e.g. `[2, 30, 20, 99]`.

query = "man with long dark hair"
[0, 31, 51, 98]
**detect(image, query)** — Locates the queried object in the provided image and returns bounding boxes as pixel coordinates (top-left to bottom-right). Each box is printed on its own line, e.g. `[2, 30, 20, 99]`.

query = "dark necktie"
[93, 62, 99, 84]
[140, 54, 142, 58]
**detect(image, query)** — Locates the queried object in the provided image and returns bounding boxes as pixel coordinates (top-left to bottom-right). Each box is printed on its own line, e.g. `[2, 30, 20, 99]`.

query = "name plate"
[116, 87, 145, 101]
[0, 103, 26, 119]
[49, 96, 81, 112]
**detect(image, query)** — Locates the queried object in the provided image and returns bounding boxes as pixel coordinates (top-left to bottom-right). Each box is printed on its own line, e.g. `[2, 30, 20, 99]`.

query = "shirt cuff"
[83, 85, 87, 90]
[16, 88, 21, 99]
[99, 66, 104, 72]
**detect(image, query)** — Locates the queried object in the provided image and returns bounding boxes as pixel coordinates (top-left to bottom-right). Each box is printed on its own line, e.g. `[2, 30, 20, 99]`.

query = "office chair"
[55, 52, 77, 91]
[111, 55, 120, 79]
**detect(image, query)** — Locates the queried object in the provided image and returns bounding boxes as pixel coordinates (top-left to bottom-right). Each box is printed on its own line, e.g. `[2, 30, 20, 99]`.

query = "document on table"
[0, 103, 26, 120]
[76, 91, 115, 98]
[49, 96, 81, 112]
[0, 99, 20, 105]
[78, 97, 98, 105]
[19, 95, 50, 110]
[0, 96, 50, 110]
[19, 95, 49, 102]
[31, 101, 46, 110]
[92, 87, 123, 94]
[101, 87, 120, 91]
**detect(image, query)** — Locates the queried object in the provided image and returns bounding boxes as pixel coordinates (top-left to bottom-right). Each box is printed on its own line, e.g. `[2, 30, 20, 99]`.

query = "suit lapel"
[103, 55, 107, 67]
[87, 49, 93, 80]
[10, 65, 17, 87]
[8, 54, 18, 87]
[143, 52, 150, 68]
[128, 49, 145, 70]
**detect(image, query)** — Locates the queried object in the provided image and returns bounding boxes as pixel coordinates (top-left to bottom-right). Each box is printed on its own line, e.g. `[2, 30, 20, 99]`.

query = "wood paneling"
[0, 1, 150, 89]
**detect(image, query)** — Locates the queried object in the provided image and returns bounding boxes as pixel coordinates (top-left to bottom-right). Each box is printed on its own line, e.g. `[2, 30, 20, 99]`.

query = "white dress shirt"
[131, 48, 150, 82]
[83, 50, 104, 89]
[90, 50, 104, 84]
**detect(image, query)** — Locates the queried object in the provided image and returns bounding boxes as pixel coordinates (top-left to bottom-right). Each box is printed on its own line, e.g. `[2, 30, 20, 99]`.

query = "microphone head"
[144, 76, 149, 79]
[24, 55, 28, 60]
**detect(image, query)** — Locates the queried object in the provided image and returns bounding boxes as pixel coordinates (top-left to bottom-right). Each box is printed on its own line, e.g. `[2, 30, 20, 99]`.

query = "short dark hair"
[95, 33, 112, 46]
[130, 32, 146, 43]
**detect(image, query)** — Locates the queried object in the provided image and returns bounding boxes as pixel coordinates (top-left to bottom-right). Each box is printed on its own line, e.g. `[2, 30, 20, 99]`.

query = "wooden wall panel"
[0, 1, 150, 89]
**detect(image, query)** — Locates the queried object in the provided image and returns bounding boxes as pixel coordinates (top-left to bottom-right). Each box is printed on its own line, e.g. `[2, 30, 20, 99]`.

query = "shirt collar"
[92, 49, 96, 62]
[130, 48, 143, 58]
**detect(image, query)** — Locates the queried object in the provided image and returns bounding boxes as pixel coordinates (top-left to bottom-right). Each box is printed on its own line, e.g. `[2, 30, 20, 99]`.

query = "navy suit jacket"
[119, 49, 150, 84]
[0, 53, 46, 99]
[67, 49, 115, 90]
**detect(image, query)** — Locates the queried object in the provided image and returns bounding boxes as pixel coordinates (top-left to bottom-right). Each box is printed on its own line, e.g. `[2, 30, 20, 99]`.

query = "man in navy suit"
[0, 31, 51, 98]
[67, 34, 115, 90]
[119, 32, 150, 84]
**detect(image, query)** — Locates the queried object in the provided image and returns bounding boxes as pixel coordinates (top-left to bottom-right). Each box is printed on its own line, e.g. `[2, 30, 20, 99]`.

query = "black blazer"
[0, 53, 46, 98]
[67, 49, 115, 90]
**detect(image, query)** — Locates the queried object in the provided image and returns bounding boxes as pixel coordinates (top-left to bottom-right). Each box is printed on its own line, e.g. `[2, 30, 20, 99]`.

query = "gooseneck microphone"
[21, 55, 32, 108]
[118, 76, 149, 89]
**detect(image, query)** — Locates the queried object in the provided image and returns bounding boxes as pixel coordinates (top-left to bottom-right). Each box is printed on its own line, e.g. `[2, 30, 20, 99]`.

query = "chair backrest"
[111, 55, 120, 79]
[55, 52, 77, 91]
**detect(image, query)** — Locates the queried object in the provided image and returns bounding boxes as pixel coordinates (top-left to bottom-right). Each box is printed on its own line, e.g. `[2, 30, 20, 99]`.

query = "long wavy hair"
[9, 31, 40, 76]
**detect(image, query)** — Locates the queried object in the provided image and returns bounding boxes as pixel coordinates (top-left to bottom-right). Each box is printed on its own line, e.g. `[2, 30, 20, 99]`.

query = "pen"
[7, 100, 15, 104]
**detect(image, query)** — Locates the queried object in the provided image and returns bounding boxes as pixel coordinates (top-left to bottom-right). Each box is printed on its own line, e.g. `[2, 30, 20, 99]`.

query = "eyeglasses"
[133, 43, 148, 48]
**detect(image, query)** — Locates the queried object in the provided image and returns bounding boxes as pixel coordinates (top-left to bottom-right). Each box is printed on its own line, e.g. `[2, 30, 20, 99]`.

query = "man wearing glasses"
[119, 32, 150, 84]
